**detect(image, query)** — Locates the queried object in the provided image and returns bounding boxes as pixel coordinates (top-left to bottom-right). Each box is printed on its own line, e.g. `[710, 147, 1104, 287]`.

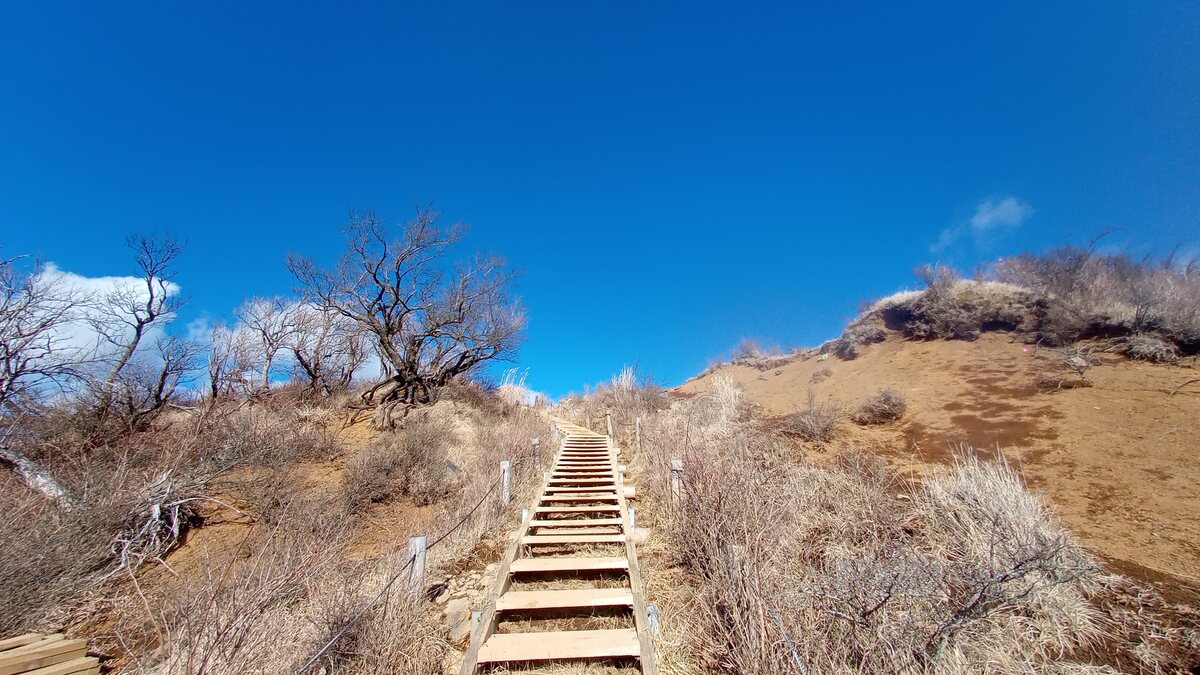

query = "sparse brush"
[1124, 334, 1180, 364]
[781, 398, 842, 443]
[852, 387, 906, 424]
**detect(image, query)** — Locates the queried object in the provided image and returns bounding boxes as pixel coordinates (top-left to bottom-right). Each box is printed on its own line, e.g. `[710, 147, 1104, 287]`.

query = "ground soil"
[678, 331, 1200, 588]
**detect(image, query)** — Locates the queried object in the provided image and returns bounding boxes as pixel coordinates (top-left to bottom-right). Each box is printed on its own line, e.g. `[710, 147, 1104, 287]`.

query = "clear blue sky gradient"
[2, 3, 1197, 398]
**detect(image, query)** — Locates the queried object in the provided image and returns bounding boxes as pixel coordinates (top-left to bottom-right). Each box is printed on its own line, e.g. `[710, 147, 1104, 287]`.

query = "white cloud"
[932, 196, 1033, 253]
[970, 197, 1033, 235]
[35, 262, 182, 366]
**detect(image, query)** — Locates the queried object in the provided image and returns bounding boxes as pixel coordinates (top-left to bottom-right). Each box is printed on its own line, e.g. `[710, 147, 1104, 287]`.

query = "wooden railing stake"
[500, 460, 512, 505]
[406, 535, 427, 595]
[671, 459, 684, 504]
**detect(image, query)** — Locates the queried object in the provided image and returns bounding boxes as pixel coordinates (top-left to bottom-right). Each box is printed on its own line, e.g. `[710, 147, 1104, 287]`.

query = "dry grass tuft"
[852, 387, 907, 425]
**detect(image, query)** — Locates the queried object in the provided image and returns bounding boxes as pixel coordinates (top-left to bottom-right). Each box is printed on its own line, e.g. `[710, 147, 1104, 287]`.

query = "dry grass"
[852, 387, 907, 425]
[561, 374, 1196, 674]
[1, 378, 552, 673]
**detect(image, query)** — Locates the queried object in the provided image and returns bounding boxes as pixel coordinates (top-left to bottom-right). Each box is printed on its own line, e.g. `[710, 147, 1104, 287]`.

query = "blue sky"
[2, 2, 1197, 398]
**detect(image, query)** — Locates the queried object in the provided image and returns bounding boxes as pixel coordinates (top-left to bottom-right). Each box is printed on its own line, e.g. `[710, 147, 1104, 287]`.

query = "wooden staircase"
[459, 420, 656, 673]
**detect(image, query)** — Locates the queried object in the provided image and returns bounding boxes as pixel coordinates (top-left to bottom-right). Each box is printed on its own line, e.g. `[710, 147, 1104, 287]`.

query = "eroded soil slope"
[679, 332, 1200, 583]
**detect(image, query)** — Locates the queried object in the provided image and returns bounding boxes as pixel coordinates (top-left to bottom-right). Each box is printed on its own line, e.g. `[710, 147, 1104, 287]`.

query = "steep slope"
[678, 331, 1200, 584]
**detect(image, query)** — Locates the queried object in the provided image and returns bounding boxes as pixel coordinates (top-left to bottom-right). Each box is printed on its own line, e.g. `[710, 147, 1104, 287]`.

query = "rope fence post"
[500, 460, 512, 505]
[629, 505, 637, 530]
[606, 409, 614, 439]
[406, 535, 427, 595]
[635, 417, 641, 453]
[671, 458, 684, 504]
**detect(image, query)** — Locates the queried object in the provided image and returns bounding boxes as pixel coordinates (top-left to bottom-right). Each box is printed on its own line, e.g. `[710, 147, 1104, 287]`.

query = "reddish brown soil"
[679, 332, 1200, 585]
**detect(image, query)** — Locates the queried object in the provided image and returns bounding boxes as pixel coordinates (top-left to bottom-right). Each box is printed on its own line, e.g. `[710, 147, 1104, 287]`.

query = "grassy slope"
[678, 331, 1200, 586]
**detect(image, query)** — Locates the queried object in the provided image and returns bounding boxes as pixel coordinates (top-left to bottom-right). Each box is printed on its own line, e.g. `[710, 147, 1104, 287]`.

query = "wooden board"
[522, 534, 625, 545]
[478, 629, 640, 664]
[529, 518, 623, 527]
[508, 557, 629, 574]
[25, 657, 101, 675]
[0, 635, 43, 653]
[535, 505, 620, 513]
[0, 639, 87, 675]
[496, 588, 633, 612]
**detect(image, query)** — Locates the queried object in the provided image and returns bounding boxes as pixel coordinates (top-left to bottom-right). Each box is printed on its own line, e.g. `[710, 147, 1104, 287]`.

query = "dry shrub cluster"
[341, 416, 459, 512]
[781, 397, 843, 444]
[609, 376, 1195, 674]
[2, 381, 552, 673]
[836, 249, 1200, 362]
[852, 387, 907, 425]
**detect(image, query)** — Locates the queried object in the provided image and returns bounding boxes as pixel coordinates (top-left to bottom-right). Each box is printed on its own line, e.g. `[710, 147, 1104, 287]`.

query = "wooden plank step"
[478, 628, 639, 664]
[508, 557, 629, 574]
[523, 534, 625, 545]
[535, 505, 620, 513]
[496, 588, 633, 612]
[548, 478, 614, 484]
[0, 639, 87, 675]
[544, 487, 617, 493]
[534, 527, 622, 536]
[0, 634, 43, 652]
[539, 495, 619, 503]
[25, 657, 101, 675]
[530, 518, 623, 527]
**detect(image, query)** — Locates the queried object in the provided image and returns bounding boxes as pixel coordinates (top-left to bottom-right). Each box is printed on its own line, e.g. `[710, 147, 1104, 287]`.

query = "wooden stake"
[406, 535, 427, 595]
[500, 460, 512, 505]
[671, 458, 684, 504]
[606, 410, 614, 439]
[635, 417, 641, 453]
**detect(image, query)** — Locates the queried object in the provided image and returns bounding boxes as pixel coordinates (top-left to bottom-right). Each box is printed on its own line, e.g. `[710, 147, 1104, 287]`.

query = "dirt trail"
[679, 332, 1200, 583]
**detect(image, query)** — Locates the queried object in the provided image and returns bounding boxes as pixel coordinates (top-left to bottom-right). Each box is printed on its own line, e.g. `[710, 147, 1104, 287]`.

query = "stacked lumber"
[0, 633, 98, 675]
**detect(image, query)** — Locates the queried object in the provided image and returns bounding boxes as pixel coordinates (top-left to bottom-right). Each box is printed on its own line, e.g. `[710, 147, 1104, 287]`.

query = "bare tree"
[287, 210, 524, 426]
[91, 234, 185, 417]
[0, 256, 86, 506]
[235, 296, 297, 395]
[287, 302, 368, 398]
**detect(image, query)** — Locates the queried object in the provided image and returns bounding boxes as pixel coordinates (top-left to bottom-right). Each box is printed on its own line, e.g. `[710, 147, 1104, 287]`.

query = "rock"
[434, 588, 451, 605]
[445, 598, 471, 644]
[484, 563, 497, 575]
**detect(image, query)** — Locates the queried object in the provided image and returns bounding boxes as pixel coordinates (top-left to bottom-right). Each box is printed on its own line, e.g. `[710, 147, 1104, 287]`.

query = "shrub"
[1124, 334, 1180, 364]
[782, 398, 842, 443]
[852, 387, 906, 424]
[341, 417, 460, 513]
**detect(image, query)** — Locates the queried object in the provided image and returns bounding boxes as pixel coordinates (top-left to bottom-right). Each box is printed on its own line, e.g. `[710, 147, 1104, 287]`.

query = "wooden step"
[533, 527, 622, 536]
[496, 588, 633, 612]
[478, 628, 639, 664]
[25, 657, 101, 675]
[523, 534, 625, 546]
[0, 638, 87, 674]
[548, 478, 614, 485]
[530, 518, 623, 527]
[508, 557, 629, 574]
[542, 487, 624, 499]
[535, 505, 620, 513]
[544, 486, 617, 493]
[0, 634, 43, 652]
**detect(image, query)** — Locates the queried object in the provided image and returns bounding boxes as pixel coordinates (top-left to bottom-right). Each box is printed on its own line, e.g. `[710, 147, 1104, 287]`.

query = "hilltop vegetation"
[0, 213, 545, 672]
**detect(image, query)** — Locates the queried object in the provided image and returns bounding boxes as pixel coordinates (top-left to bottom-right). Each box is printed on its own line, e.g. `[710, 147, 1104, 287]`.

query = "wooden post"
[647, 603, 661, 634]
[586, 410, 592, 430]
[470, 610, 482, 646]
[635, 417, 641, 453]
[671, 458, 684, 504]
[500, 460, 512, 505]
[521, 507, 529, 523]
[617, 469, 625, 486]
[606, 410, 614, 439]
[543, 470, 551, 483]
[629, 506, 637, 530]
[406, 535, 427, 595]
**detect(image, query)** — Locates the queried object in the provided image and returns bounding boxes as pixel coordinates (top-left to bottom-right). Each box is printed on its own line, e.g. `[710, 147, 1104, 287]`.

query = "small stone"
[445, 598, 471, 644]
